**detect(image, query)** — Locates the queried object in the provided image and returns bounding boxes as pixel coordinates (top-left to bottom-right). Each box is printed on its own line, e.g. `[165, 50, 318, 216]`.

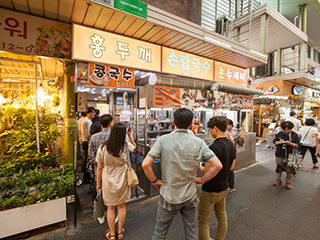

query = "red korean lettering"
[4, 18, 27, 39]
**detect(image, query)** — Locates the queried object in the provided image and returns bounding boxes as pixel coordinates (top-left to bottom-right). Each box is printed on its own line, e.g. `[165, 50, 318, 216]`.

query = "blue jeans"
[152, 193, 199, 240]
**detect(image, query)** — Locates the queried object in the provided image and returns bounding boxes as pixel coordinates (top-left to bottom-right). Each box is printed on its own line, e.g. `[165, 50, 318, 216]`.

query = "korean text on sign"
[73, 24, 161, 72]
[214, 61, 248, 87]
[162, 47, 214, 81]
[88, 63, 135, 89]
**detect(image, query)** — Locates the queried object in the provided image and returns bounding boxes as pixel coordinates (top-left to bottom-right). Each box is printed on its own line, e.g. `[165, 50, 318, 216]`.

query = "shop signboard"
[162, 47, 214, 81]
[214, 61, 248, 87]
[0, 8, 71, 59]
[88, 63, 135, 89]
[73, 24, 160, 72]
[292, 85, 304, 96]
[90, 0, 147, 19]
[114, 0, 147, 19]
[153, 86, 181, 108]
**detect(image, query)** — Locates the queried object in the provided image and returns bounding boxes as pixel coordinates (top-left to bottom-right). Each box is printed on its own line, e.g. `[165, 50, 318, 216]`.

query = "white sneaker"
[97, 216, 105, 224]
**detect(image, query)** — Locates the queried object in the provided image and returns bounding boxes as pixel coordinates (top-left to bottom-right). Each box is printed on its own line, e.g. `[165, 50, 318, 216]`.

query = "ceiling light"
[250, 49, 267, 58]
[204, 36, 232, 49]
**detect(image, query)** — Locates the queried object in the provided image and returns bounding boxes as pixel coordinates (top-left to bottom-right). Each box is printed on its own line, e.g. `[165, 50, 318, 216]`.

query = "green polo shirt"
[148, 129, 215, 204]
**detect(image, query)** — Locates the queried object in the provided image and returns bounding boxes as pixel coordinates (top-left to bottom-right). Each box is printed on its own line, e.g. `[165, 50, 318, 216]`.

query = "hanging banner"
[0, 8, 71, 58]
[214, 61, 248, 87]
[162, 47, 214, 81]
[73, 24, 161, 72]
[153, 86, 181, 108]
[88, 63, 135, 89]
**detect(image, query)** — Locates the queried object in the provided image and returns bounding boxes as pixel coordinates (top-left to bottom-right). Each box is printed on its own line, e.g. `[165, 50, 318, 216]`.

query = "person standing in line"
[142, 108, 222, 240]
[89, 114, 114, 203]
[96, 123, 136, 240]
[92, 109, 100, 123]
[299, 118, 319, 168]
[198, 116, 236, 240]
[87, 121, 102, 194]
[81, 107, 95, 183]
[273, 121, 300, 189]
[226, 119, 244, 192]
[286, 111, 301, 133]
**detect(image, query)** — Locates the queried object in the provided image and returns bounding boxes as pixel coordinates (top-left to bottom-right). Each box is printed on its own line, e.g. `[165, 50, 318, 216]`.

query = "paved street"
[33, 146, 320, 240]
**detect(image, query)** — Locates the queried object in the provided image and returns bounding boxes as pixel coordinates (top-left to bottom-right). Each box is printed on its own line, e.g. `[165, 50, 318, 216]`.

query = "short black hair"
[227, 119, 234, 127]
[281, 121, 294, 130]
[305, 118, 315, 126]
[87, 107, 95, 114]
[207, 116, 228, 132]
[95, 109, 100, 115]
[173, 108, 193, 129]
[90, 121, 102, 135]
[99, 114, 113, 128]
[290, 111, 296, 117]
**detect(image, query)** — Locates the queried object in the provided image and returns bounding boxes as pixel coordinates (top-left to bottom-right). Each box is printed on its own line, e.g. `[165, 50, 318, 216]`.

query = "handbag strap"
[126, 143, 132, 170]
[301, 127, 312, 142]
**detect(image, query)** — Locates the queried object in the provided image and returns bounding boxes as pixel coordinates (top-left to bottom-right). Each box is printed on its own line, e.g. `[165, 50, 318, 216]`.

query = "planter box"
[0, 197, 66, 238]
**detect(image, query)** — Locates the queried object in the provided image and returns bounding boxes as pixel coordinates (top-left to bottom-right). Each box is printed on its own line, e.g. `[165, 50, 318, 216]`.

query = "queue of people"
[76, 107, 245, 240]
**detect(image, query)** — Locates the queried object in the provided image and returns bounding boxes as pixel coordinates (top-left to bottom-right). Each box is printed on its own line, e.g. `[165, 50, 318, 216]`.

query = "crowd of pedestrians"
[76, 107, 318, 240]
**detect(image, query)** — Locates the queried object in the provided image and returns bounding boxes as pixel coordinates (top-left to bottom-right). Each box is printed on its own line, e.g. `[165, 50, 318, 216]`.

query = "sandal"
[105, 230, 116, 240]
[117, 228, 124, 240]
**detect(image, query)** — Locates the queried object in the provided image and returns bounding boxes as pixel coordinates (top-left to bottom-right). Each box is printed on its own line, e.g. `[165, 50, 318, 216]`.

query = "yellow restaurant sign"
[162, 47, 214, 81]
[72, 24, 161, 72]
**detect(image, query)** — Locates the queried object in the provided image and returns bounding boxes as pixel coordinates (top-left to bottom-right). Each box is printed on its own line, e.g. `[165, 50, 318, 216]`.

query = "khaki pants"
[275, 157, 293, 184]
[198, 189, 229, 240]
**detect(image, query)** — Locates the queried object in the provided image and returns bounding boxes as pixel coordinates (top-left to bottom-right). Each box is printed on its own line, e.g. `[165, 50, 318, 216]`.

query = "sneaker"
[97, 216, 105, 224]
[229, 187, 236, 192]
[273, 179, 282, 186]
[313, 164, 319, 168]
[285, 183, 292, 189]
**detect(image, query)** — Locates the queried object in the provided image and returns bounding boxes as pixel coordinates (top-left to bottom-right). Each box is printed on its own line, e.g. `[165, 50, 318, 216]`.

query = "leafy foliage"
[0, 164, 74, 211]
[0, 107, 62, 163]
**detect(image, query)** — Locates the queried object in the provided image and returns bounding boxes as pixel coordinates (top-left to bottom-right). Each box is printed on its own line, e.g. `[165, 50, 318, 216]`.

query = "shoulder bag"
[126, 144, 139, 187]
[287, 133, 303, 170]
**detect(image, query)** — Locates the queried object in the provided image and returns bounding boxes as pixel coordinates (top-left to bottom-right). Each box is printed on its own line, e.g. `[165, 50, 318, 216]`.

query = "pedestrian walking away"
[198, 116, 236, 240]
[142, 108, 222, 240]
[273, 121, 300, 189]
[298, 118, 319, 168]
[96, 123, 136, 240]
[286, 111, 302, 134]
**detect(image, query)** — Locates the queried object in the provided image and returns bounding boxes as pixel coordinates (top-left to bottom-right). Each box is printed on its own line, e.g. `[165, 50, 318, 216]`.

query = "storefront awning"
[0, 0, 267, 68]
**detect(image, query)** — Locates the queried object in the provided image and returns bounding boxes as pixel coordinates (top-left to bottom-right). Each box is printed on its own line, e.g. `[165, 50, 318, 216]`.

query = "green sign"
[114, 0, 147, 19]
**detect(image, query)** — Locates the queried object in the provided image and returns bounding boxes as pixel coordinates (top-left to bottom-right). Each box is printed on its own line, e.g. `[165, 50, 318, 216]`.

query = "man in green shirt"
[142, 108, 222, 240]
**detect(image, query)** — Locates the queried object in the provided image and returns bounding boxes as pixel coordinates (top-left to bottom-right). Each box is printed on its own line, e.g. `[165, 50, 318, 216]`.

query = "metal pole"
[35, 64, 40, 153]
[144, 85, 148, 147]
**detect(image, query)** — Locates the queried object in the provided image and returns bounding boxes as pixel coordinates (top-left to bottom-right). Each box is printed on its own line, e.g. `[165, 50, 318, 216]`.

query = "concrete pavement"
[24, 146, 320, 239]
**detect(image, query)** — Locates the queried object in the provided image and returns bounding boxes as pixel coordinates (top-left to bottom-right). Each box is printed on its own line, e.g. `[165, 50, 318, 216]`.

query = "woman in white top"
[96, 123, 136, 240]
[298, 118, 319, 168]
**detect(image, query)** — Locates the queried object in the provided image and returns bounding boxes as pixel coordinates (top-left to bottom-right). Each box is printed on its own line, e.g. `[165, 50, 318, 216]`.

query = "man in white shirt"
[286, 111, 301, 133]
[81, 107, 95, 183]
